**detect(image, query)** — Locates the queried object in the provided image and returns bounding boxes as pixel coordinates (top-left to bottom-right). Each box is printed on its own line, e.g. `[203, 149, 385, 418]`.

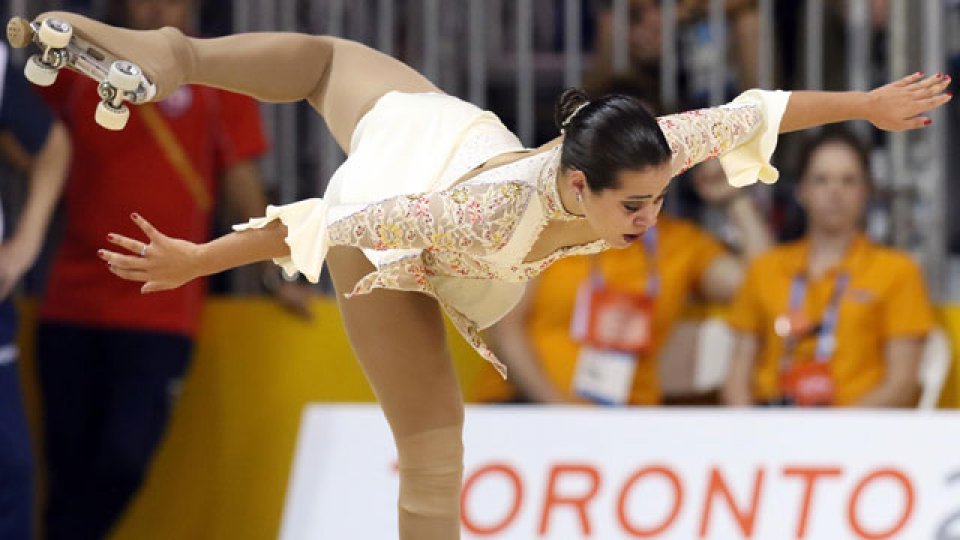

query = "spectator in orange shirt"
[723, 127, 935, 408]
[474, 158, 771, 405]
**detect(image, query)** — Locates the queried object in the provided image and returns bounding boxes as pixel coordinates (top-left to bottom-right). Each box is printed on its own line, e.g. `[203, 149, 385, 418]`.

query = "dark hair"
[795, 126, 873, 188]
[555, 88, 672, 193]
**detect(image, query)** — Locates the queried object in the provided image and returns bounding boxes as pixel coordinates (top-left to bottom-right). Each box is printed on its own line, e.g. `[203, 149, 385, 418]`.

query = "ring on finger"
[140, 245, 147, 257]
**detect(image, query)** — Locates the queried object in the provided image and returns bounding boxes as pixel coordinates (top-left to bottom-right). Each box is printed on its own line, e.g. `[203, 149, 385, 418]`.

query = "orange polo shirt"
[726, 235, 935, 405]
[473, 217, 725, 405]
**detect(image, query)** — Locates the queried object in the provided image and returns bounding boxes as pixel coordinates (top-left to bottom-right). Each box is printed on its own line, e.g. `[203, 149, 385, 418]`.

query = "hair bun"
[554, 88, 591, 131]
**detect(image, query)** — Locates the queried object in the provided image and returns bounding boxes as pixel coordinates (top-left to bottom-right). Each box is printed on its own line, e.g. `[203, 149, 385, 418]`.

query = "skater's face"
[797, 142, 870, 235]
[126, 0, 193, 31]
[571, 163, 672, 248]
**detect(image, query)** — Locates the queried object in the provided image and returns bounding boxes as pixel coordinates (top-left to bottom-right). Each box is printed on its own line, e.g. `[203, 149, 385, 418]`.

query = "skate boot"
[6, 11, 194, 130]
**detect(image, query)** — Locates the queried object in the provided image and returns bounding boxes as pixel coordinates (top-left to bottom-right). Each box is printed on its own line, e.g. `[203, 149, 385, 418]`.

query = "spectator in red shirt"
[34, 1, 308, 538]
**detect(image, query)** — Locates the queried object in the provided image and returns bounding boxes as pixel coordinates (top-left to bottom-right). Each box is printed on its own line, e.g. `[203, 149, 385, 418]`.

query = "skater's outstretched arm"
[654, 71, 950, 186]
[780, 72, 951, 132]
[99, 178, 535, 291]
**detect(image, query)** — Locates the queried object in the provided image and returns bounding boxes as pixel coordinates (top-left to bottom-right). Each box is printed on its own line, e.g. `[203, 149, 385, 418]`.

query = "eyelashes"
[623, 195, 666, 213]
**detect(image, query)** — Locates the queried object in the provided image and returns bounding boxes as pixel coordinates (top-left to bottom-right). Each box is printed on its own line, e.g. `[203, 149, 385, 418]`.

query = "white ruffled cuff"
[719, 89, 791, 188]
[232, 198, 330, 283]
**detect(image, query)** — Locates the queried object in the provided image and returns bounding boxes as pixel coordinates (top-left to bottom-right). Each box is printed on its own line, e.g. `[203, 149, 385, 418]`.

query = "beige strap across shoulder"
[138, 102, 213, 212]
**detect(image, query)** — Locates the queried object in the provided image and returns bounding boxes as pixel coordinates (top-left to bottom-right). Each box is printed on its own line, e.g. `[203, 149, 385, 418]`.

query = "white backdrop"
[281, 405, 960, 540]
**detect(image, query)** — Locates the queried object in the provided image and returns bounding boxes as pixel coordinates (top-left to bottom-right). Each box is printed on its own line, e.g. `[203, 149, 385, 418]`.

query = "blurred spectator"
[0, 42, 71, 540]
[585, 0, 663, 95]
[473, 159, 771, 405]
[32, 1, 308, 539]
[586, 0, 760, 109]
[676, 0, 759, 104]
[723, 128, 934, 408]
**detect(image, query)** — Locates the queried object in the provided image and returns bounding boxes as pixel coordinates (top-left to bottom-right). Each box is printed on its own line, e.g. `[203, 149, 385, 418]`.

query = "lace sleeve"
[658, 89, 791, 187]
[326, 180, 535, 255]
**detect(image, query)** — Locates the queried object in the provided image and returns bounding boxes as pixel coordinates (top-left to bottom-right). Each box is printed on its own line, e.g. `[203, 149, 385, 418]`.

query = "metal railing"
[4, 0, 955, 299]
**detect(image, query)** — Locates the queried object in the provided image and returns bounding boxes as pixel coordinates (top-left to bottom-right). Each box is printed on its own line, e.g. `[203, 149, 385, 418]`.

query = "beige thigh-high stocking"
[34, 11, 439, 150]
[327, 246, 465, 540]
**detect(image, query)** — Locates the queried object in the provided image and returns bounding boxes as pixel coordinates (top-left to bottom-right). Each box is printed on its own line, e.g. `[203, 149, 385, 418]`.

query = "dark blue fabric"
[0, 55, 53, 155]
[0, 331, 33, 540]
[37, 322, 193, 540]
[0, 299, 15, 345]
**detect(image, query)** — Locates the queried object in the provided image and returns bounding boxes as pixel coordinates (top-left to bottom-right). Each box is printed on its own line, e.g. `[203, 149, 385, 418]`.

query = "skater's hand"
[867, 72, 952, 132]
[99, 213, 201, 293]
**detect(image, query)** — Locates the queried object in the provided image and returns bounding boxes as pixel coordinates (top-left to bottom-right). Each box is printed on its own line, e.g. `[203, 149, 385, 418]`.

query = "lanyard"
[787, 272, 849, 363]
[588, 226, 659, 297]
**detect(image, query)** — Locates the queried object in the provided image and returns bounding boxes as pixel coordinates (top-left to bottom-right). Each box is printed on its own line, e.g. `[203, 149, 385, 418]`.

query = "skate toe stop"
[6, 18, 33, 49]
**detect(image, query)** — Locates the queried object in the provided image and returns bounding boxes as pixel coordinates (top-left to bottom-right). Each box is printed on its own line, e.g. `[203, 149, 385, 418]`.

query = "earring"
[575, 189, 582, 202]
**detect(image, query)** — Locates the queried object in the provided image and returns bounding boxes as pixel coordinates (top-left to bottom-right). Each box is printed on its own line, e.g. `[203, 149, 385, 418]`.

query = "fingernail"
[948, 92, 954, 98]
[925, 118, 933, 126]
[97, 249, 105, 257]
[131, 213, 140, 220]
[106, 234, 114, 241]
[937, 72, 943, 79]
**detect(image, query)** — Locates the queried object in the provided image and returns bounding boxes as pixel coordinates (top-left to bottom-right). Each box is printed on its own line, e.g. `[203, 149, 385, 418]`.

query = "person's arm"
[660, 73, 950, 185]
[222, 160, 314, 319]
[0, 121, 70, 299]
[855, 256, 934, 407]
[854, 338, 924, 408]
[698, 195, 770, 302]
[100, 179, 536, 291]
[486, 280, 574, 404]
[690, 160, 772, 302]
[722, 332, 760, 406]
[780, 72, 951, 133]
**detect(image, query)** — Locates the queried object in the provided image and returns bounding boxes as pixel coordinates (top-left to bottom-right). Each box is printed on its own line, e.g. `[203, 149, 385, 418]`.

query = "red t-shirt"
[39, 71, 267, 336]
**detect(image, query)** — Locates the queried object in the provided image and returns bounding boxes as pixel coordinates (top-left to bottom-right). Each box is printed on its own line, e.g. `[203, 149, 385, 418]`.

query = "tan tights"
[328, 247, 465, 539]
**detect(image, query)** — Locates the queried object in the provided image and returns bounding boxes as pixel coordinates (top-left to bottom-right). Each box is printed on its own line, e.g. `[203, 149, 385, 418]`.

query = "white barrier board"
[281, 405, 960, 539]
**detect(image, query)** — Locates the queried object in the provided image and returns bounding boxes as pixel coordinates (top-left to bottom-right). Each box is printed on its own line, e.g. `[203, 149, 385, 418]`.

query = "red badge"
[780, 360, 835, 407]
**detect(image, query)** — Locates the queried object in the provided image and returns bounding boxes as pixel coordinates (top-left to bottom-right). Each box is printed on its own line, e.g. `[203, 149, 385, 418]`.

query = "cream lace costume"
[235, 89, 791, 376]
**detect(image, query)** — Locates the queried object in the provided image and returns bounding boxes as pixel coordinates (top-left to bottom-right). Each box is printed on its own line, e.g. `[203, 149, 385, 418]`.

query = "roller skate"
[6, 12, 192, 130]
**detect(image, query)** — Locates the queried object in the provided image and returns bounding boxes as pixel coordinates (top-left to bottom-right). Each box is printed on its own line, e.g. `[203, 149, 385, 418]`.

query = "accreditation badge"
[570, 277, 652, 405]
[572, 346, 637, 405]
[780, 360, 836, 407]
[571, 279, 653, 353]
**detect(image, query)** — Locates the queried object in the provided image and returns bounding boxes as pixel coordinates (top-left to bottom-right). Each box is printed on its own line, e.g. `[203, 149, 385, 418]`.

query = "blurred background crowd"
[1, 0, 959, 539]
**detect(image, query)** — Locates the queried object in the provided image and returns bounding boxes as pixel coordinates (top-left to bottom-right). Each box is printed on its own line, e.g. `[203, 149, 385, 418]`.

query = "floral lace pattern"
[658, 101, 763, 177]
[326, 181, 535, 255]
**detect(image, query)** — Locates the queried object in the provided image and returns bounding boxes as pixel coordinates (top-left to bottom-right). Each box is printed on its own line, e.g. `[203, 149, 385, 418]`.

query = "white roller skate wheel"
[38, 18, 72, 49]
[95, 101, 130, 131]
[24, 55, 58, 87]
[107, 61, 143, 93]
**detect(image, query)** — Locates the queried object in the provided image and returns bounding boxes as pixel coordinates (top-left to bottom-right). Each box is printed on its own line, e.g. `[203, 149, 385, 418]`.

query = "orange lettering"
[699, 467, 765, 538]
[460, 463, 523, 535]
[617, 466, 683, 537]
[539, 463, 601, 535]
